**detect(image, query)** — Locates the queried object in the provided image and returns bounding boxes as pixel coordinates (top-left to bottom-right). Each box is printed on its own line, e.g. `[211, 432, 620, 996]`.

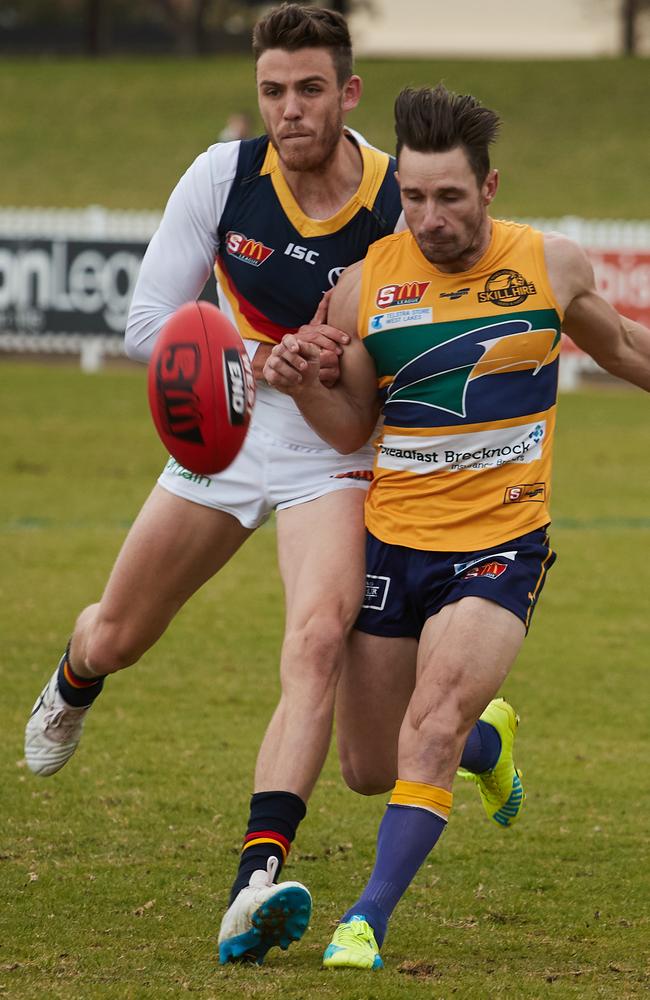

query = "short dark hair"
[252, 3, 353, 86]
[394, 84, 501, 184]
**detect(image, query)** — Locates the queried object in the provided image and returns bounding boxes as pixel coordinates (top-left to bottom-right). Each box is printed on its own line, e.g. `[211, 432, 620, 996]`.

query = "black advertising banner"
[0, 237, 218, 339]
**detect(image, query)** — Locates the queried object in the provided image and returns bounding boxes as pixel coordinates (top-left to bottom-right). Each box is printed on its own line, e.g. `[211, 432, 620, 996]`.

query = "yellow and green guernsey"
[358, 220, 563, 551]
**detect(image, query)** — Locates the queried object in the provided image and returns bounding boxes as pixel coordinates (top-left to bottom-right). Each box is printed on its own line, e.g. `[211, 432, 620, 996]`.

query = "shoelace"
[482, 766, 522, 800]
[264, 855, 279, 886]
[334, 921, 374, 948]
[457, 767, 502, 799]
[479, 769, 501, 797]
[43, 705, 84, 740]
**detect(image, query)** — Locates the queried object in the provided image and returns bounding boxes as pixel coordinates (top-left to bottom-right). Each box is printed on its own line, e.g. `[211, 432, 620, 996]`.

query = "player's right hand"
[294, 291, 351, 387]
[263, 334, 321, 395]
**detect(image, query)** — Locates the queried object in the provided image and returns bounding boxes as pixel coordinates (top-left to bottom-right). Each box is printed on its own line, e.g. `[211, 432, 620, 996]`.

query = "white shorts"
[157, 415, 374, 530]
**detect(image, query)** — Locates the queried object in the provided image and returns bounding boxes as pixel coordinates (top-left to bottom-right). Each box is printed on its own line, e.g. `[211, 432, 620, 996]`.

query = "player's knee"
[283, 613, 349, 679]
[405, 692, 467, 759]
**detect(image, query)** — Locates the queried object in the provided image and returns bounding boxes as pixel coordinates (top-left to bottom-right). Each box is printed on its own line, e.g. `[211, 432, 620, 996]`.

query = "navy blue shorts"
[356, 527, 556, 639]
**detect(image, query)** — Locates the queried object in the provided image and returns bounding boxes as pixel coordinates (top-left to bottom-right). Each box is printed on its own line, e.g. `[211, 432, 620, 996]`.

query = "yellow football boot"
[458, 698, 525, 828]
[323, 915, 383, 970]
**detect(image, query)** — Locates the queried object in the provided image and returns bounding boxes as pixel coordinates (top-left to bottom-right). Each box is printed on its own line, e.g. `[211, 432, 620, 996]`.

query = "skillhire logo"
[478, 269, 536, 308]
[226, 231, 274, 267]
[376, 281, 430, 308]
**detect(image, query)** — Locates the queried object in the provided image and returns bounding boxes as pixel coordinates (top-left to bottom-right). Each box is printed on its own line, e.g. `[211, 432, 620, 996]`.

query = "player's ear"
[342, 74, 362, 113]
[483, 169, 499, 206]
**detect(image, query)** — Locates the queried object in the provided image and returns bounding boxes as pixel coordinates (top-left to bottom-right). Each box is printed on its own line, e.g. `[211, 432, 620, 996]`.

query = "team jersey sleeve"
[124, 141, 239, 362]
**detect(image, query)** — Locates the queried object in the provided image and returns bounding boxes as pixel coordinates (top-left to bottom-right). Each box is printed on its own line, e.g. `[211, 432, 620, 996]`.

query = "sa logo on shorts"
[463, 561, 508, 580]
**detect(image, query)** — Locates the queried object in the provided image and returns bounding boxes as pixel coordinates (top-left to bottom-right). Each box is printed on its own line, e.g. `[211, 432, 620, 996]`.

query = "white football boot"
[24, 670, 90, 776]
[218, 856, 312, 964]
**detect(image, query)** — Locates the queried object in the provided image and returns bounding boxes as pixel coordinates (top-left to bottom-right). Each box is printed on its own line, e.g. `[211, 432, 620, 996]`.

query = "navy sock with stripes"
[56, 648, 105, 708]
[228, 791, 306, 906]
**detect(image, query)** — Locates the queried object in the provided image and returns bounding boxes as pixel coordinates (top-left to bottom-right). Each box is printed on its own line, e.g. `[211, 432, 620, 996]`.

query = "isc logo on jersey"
[226, 231, 274, 267]
[376, 281, 430, 308]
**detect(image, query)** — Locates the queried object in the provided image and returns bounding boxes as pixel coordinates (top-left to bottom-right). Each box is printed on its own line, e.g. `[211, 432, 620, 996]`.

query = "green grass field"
[1, 44, 649, 1000]
[1, 363, 649, 999]
[1, 55, 649, 217]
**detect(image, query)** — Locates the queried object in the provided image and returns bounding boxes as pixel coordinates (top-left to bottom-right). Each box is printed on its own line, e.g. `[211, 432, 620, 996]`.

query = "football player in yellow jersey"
[265, 83, 650, 970]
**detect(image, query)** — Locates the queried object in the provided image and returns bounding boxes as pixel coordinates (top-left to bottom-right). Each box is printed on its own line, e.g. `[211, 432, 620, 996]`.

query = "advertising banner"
[0, 215, 647, 379]
[563, 250, 650, 355]
[590, 250, 650, 326]
[0, 235, 217, 340]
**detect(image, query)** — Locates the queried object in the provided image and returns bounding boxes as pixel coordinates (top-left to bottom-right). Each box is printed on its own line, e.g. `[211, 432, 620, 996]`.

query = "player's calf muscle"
[339, 753, 395, 796]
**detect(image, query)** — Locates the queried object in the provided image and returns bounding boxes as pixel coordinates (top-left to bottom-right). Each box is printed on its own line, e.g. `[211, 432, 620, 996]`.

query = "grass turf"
[0, 362, 649, 998]
[1, 55, 649, 218]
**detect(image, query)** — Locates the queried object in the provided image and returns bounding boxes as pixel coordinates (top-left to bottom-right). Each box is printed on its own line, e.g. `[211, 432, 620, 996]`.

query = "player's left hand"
[263, 334, 321, 394]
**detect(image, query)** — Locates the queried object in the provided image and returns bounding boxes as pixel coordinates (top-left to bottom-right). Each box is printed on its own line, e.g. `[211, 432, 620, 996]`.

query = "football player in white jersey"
[24, 3, 403, 966]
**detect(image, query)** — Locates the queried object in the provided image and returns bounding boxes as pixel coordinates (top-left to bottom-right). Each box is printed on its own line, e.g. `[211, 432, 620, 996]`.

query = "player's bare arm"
[545, 233, 650, 390]
[263, 262, 379, 452]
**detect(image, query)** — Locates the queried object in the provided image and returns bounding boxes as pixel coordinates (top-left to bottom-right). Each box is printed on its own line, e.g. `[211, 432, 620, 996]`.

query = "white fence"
[0, 205, 160, 240]
[1, 208, 649, 382]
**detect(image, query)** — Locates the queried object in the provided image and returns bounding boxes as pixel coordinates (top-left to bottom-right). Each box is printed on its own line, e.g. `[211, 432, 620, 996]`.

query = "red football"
[148, 301, 255, 475]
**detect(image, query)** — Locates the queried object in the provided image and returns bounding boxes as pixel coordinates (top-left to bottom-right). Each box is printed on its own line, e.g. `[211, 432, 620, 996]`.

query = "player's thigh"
[97, 484, 253, 640]
[415, 596, 526, 724]
[275, 487, 367, 630]
[336, 628, 417, 792]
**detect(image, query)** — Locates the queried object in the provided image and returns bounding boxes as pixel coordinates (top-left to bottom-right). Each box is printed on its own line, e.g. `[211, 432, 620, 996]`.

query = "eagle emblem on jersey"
[384, 319, 558, 419]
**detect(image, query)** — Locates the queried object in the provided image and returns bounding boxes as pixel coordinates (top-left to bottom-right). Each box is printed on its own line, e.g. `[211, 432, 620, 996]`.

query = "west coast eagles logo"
[478, 269, 536, 308]
[384, 318, 558, 420]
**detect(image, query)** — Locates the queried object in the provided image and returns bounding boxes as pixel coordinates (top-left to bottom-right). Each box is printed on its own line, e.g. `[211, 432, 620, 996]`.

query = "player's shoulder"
[337, 258, 365, 287]
[542, 231, 595, 307]
[175, 141, 239, 199]
[332, 259, 364, 299]
[202, 138, 248, 183]
[543, 230, 589, 261]
[191, 136, 268, 188]
[543, 231, 592, 279]
[346, 128, 398, 192]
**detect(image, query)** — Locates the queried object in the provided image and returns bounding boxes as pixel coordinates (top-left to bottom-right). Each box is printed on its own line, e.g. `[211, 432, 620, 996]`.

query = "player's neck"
[433, 217, 493, 274]
[279, 133, 364, 221]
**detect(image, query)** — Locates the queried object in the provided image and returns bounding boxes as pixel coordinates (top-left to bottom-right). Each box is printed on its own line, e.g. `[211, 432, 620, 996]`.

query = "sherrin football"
[148, 301, 255, 475]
